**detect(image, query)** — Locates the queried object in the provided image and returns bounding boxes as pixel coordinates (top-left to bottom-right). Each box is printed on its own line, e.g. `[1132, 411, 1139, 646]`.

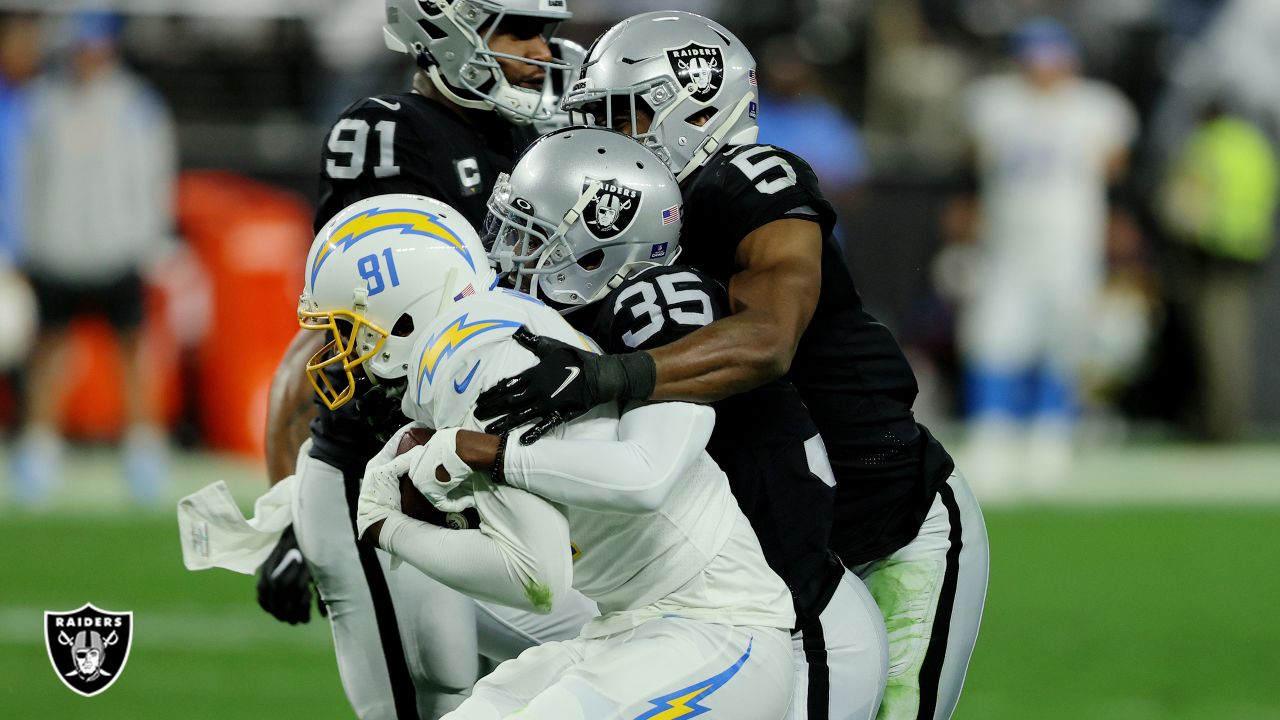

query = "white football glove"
[402, 428, 477, 513]
[356, 454, 409, 546]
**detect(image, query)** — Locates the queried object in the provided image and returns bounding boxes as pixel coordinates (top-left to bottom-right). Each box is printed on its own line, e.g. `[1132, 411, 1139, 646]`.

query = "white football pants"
[853, 471, 989, 720]
[443, 617, 794, 720]
[292, 452, 598, 720]
[789, 568, 889, 720]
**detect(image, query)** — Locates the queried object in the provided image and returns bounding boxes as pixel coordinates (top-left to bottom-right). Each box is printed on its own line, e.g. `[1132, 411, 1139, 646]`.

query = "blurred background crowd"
[1, 0, 1278, 507]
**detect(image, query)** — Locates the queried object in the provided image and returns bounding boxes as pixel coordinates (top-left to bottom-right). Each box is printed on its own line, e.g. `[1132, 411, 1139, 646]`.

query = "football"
[394, 427, 478, 530]
[396, 427, 438, 521]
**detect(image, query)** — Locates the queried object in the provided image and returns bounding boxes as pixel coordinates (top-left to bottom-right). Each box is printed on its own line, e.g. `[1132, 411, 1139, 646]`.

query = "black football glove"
[475, 326, 657, 445]
[256, 525, 325, 625]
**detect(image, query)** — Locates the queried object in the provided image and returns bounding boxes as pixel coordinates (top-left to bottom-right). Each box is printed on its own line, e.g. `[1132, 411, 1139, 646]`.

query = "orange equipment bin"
[177, 171, 312, 459]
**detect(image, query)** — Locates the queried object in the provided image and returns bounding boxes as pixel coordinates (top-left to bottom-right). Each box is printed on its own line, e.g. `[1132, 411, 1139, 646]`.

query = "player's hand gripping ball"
[396, 426, 439, 520]
[393, 426, 480, 531]
[399, 427, 476, 514]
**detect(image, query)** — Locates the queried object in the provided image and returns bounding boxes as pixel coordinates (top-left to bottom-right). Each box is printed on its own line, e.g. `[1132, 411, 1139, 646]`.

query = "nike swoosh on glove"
[403, 428, 477, 514]
[475, 326, 656, 445]
[256, 525, 326, 625]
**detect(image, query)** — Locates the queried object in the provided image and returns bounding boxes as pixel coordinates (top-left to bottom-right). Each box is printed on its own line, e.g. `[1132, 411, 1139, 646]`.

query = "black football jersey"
[314, 91, 538, 233]
[309, 91, 537, 477]
[587, 264, 841, 620]
[679, 144, 955, 566]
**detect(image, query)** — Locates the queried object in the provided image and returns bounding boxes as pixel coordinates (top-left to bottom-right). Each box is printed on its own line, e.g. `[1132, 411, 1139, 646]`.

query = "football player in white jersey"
[357, 286, 797, 719]
[961, 18, 1137, 490]
[293, 193, 597, 718]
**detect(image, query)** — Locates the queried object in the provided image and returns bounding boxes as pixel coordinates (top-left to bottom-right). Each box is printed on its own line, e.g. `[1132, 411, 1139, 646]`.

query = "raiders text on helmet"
[666, 43, 724, 103]
[299, 194, 495, 409]
[582, 178, 642, 241]
[562, 11, 758, 182]
[382, 0, 574, 125]
[485, 127, 683, 307]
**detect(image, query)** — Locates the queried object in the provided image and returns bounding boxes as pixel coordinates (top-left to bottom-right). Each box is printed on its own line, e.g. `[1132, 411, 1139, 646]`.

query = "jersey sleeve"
[589, 265, 729, 354]
[1094, 82, 1139, 153]
[501, 400, 715, 514]
[313, 96, 449, 232]
[379, 473, 573, 613]
[686, 144, 839, 255]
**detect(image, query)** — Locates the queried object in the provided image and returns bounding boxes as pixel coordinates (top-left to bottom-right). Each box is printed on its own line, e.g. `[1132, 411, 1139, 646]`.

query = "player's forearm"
[647, 310, 798, 403]
[380, 480, 571, 613]
[498, 402, 714, 513]
[265, 329, 325, 485]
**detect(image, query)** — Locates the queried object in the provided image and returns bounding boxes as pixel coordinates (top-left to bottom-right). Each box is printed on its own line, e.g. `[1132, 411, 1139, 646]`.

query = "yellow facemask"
[297, 308, 389, 410]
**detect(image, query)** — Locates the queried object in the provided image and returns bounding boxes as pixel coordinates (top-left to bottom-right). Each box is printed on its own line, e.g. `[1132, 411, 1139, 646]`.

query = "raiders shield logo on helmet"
[45, 603, 133, 697]
[666, 42, 725, 104]
[582, 179, 642, 241]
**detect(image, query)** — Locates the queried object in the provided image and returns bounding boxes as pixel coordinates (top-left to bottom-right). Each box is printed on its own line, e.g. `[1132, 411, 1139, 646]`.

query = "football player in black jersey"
[483, 126, 889, 719]
[476, 12, 989, 720]
[257, 3, 597, 719]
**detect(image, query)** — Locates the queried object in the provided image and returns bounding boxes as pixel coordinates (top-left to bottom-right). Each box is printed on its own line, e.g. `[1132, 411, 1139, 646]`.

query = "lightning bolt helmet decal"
[311, 206, 476, 287]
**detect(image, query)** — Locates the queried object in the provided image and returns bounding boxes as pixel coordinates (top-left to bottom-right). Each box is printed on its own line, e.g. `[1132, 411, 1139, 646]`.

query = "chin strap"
[427, 65, 495, 113]
[676, 92, 757, 184]
[436, 267, 459, 317]
[555, 179, 604, 239]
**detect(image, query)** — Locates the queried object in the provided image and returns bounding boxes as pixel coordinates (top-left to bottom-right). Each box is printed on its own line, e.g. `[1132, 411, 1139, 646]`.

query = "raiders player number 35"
[479, 11, 990, 720]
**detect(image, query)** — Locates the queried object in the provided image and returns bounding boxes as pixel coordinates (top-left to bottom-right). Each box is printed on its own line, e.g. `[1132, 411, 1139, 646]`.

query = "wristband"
[596, 351, 657, 404]
[618, 351, 658, 402]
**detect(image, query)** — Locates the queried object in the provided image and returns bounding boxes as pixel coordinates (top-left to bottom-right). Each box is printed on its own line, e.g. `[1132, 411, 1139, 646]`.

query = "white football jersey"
[965, 74, 1137, 264]
[402, 289, 795, 637]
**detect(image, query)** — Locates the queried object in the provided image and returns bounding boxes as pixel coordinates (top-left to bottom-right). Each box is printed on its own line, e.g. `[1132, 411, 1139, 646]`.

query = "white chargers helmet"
[562, 11, 759, 183]
[383, 0, 574, 125]
[299, 194, 495, 409]
[485, 127, 682, 308]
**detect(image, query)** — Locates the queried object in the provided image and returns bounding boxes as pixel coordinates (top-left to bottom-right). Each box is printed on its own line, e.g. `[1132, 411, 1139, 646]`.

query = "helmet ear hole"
[391, 313, 415, 337]
[684, 108, 717, 127]
[576, 250, 605, 271]
[417, 19, 448, 41]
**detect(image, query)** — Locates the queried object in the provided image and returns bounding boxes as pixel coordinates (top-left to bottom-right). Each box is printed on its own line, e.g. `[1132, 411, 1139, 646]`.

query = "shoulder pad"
[342, 92, 418, 117]
[592, 264, 726, 353]
[404, 291, 590, 427]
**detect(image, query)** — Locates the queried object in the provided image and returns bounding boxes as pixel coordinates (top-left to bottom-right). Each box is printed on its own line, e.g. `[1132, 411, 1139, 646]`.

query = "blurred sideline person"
[756, 35, 868, 198]
[256, 2, 596, 718]
[482, 127, 888, 718]
[12, 12, 175, 506]
[1160, 102, 1278, 441]
[960, 18, 1137, 491]
[0, 12, 40, 379]
[480, 12, 989, 720]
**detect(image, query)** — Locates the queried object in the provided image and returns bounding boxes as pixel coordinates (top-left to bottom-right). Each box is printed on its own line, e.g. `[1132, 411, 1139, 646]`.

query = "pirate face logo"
[45, 603, 133, 697]
[666, 42, 725, 104]
[582, 179, 642, 241]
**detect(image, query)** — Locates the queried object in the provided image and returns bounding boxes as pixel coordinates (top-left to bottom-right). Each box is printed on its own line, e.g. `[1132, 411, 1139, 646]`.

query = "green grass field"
[2, 448, 1279, 718]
